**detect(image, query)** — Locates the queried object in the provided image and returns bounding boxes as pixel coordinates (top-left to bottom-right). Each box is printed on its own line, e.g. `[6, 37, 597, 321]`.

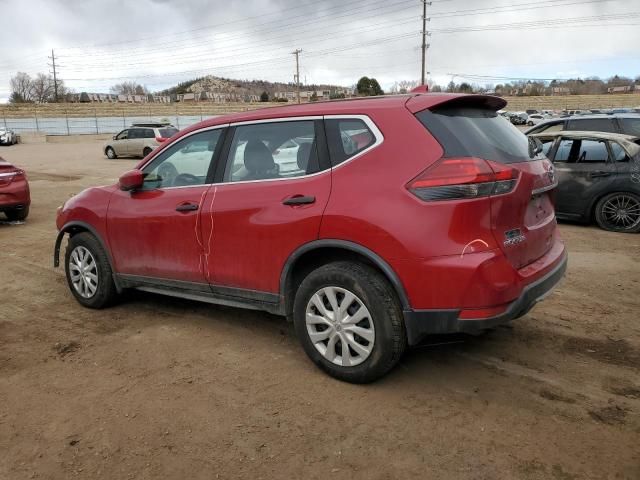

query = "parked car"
[530, 130, 640, 232]
[509, 112, 528, 125]
[0, 156, 30, 221]
[0, 128, 17, 146]
[525, 113, 640, 136]
[526, 114, 550, 126]
[55, 93, 567, 383]
[103, 122, 178, 159]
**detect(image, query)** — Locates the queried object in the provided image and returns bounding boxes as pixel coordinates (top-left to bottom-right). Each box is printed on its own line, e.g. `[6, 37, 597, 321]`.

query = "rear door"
[127, 128, 145, 157]
[199, 118, 331, 293]
[550, 137, 617, 217]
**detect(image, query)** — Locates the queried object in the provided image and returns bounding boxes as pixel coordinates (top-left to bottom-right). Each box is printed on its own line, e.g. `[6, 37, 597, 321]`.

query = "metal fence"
[1, 110, 220, 136]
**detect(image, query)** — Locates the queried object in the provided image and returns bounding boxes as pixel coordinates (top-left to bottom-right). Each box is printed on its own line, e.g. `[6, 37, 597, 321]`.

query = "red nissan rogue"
[54, 93, 567, 383]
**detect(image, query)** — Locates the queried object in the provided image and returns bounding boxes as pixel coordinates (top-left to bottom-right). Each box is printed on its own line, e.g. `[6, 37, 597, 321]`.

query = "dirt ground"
[1, 141, 639, 480]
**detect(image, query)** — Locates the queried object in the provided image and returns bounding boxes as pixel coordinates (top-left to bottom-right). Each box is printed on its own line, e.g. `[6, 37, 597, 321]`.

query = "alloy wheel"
[305, 286, 375, 367]
[68, 246, 99, 298]
[601, 194, 640, 230]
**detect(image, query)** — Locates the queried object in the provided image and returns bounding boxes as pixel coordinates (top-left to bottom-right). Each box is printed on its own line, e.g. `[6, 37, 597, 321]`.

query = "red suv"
[54, 93, 567, 383]
[0, 156, 30, 221]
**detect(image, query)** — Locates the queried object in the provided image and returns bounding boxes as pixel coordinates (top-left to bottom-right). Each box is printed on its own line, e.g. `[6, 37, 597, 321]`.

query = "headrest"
[297, 143, 313, 172]
[244, 140, 275, 173]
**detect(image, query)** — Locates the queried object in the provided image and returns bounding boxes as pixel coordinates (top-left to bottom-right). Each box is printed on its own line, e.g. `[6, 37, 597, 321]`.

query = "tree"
[110, 81, 148, 95]
[458, 82, 473, 93]
[356, 76, 384, 96]
[260, 91, 269, 102]
[9, 72, 33, 103]
[446, 81, 456, 93]
[31, 73, 55, 103]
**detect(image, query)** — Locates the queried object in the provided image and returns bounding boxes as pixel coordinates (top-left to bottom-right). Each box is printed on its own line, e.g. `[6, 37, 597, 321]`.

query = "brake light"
[155, 136, 167, 143]
[407, 157, 519, 201]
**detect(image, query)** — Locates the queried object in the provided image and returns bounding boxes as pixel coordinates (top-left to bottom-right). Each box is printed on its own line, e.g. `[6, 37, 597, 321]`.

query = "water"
[1, 115, 220, 136]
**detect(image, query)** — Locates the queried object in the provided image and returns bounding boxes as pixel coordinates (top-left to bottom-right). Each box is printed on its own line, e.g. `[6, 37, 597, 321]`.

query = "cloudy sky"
[0, 0, 638, 101]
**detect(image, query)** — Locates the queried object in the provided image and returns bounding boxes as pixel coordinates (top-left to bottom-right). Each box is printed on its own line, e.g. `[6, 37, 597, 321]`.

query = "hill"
[158, 75, 343, 99]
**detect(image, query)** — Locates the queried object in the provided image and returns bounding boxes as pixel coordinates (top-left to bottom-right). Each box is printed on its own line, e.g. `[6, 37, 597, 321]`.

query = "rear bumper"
[402, 248, 567, 345]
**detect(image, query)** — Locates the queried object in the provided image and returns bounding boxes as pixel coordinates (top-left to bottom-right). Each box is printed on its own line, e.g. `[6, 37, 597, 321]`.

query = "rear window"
[416, 107, 542, 163]
[325, 119, 376, 166]
[159, 128, 178, 138]
[566, 118, 616, 133]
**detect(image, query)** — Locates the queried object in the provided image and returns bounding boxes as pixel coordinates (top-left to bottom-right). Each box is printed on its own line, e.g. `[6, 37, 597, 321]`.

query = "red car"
[0, 156, 30, 221]
[54, 93, 567, 383]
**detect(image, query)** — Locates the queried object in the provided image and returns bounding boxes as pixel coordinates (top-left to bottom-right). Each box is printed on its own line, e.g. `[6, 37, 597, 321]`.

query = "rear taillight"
[407, 157, 519, 201]
[155, 136, 167, 143]
[0, 170, 23, 184]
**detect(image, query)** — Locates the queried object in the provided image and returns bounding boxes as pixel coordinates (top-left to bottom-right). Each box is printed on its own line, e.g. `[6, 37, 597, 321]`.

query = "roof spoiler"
[406, 94, 507, 114]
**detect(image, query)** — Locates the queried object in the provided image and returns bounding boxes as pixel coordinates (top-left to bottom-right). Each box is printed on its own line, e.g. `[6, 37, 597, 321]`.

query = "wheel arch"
[54, 221, 114, 270]
[280, 240, 411, 317]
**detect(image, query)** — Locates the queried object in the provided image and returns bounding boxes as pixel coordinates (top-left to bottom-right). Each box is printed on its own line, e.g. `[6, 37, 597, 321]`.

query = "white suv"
[104, 123, 178, 159]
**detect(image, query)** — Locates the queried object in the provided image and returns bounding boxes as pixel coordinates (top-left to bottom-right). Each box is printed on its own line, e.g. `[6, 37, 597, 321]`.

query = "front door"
[551, 137, 617, 217]
[200, 119, 331, 294]
[107, 128, 225, 283]
[112, 129, 130, 156]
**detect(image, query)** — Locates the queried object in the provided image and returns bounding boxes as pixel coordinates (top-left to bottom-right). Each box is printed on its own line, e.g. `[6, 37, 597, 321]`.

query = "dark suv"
[55, 93, 567, 383]
[525, 114, 640, 136]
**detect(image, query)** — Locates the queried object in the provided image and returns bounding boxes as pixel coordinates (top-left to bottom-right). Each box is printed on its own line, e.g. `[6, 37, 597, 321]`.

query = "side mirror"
[113, 135, 117, 140]
[119, 169, 144, 192]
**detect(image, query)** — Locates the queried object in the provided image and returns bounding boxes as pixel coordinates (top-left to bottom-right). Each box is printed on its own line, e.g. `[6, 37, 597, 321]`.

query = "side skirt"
[116, 274, 284, 315]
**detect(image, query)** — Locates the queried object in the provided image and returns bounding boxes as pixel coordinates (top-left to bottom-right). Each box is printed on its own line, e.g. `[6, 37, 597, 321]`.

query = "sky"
[0, 0, 639, 102]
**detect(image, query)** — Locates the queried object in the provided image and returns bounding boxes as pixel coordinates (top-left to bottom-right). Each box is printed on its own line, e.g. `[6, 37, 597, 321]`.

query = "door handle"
[176, 202, 199, 212]
[282, 195, 316, 206]
[590, 171, 611, 178]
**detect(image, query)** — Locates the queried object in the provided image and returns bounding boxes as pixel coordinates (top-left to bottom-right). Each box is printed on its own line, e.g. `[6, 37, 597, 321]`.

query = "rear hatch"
[410, 95, 557, 269]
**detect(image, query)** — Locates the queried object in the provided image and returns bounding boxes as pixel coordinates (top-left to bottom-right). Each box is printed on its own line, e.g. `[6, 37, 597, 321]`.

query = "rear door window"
[416, 107, 544, 164]
[144, 129, 155, 139]
[325, 118, 376, 166]
[619, 118, 640, 136]
[577, 140, 609, 163]
[566, 118, 616, 133]
[610, 142, 629, 162]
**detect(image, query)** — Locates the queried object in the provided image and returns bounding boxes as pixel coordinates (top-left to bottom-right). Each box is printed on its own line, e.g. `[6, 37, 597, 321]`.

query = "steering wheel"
[173, 173, 200, 187]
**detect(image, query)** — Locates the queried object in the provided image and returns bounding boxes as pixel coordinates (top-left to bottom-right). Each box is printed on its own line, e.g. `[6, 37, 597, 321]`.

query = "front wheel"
[105, 147, 117, 159]
[293, 261, 406, 383]
[595, 192, 640, 233]
[65, 232, 118, 308]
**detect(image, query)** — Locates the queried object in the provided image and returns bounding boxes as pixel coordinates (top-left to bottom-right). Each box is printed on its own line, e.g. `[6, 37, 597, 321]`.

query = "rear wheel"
[105, 147, 117, 159]
[5, 206, 29, 221]
[595, 192, 640, 233]
[143, 147, 152, 157]
[293, 261, 406, 383]
[65, 232, 118, 308]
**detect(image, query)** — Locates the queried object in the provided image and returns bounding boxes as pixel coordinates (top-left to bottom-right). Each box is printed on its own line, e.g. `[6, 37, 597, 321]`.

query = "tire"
[64, 232, 118, 308]
[594, 192, 640, 233]
[293, 261, 406, 383]
[5, 206, 29, 221]
[527, 121, 534, 126]
[105, 147, 117, 159]
[142, 147, 152, 158]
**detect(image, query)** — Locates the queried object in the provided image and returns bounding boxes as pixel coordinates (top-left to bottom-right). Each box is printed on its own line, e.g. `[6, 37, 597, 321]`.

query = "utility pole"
[421, 1, 431, 86]
[48, 49, 59, 102]
[292, 49, 302, 104]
